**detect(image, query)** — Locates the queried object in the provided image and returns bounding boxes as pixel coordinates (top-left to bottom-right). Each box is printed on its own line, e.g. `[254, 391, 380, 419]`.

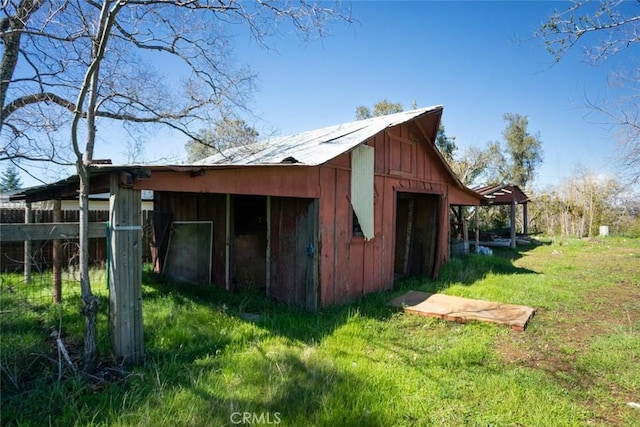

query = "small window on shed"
[352, 210, 363, 237]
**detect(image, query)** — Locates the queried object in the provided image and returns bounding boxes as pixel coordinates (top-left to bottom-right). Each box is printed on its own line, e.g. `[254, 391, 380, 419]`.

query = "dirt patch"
[494, 281, 640, 426]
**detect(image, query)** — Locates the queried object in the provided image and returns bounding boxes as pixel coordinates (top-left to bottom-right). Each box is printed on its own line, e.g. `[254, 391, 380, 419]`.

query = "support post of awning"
[510, 197, 516, 249]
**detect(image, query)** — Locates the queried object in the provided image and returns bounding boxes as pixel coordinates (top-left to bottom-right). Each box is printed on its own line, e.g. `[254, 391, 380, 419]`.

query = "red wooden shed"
[132, 106, 483, 309]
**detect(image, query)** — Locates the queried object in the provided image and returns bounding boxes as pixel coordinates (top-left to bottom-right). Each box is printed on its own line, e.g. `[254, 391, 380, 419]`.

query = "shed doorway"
[232, 195, 267, 291]
[394, 192, 441, 278]
[268, 197, 319, 310]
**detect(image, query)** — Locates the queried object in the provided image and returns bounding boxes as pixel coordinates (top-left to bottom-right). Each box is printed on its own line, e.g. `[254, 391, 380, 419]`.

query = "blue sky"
[14, 1, 635, 190]
[218, 0, 631, 191]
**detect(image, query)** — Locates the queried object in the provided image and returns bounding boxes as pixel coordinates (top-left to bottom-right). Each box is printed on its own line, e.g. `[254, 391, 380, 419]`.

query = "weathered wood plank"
[318, 167, 336, 307]
[389, 291, 536, 331]
[109, 173, 144, 365]
[335, 168, 351, 304]
[0, 222, 107, 241]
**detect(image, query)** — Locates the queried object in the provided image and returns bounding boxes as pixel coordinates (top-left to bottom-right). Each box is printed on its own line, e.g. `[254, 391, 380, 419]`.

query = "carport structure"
[474, 184, 530, 248]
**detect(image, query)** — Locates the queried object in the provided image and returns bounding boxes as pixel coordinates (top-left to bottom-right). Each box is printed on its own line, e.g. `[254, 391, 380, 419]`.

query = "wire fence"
[0, 209, 154, 393]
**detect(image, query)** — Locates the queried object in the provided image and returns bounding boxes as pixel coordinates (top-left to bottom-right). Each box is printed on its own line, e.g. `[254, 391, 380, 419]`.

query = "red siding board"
[147, 110, 482, 310]
[335, 169, 351, 305]
[348, 239, 365, 300]
[319, 168, 337, 307]
[137, 167, 321, 198]
[362, 239, 375, 294]
[381, 180, 395, 290]
[374, 134, 385, 173]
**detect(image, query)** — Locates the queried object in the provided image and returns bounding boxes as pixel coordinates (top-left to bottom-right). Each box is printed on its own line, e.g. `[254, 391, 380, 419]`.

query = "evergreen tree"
[436, 123, 457, 163]
[0, 164, 22, 191]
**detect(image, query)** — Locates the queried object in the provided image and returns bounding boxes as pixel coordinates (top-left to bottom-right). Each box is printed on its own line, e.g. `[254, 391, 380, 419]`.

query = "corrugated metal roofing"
[473, 184, 529, 204]
[194, 106, 442, 166]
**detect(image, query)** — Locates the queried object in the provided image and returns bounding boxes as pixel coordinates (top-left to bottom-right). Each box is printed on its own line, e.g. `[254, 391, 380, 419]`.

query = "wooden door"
[269, 197, 319, 310]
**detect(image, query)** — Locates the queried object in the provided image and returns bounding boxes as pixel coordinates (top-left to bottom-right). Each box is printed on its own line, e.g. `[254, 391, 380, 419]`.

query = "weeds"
[1, 238, 639, 426]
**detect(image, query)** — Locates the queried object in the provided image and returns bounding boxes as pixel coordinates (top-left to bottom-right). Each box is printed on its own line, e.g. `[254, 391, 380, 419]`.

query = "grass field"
[1, 237, 639, 426]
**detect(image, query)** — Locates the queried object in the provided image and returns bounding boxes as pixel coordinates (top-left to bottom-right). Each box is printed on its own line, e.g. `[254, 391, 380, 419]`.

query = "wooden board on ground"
[389, 291, 535, 331]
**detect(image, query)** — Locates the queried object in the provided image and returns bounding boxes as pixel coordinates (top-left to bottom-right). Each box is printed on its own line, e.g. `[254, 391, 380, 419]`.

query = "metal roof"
[194, 106, 443, 166]
[473, 184, 529, 204]
[11, 105, 487, 203]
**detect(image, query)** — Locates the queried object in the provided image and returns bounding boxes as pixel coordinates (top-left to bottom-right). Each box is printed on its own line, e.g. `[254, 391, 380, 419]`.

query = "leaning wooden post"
[24, 202, 32, 284]
[52, 199, 62, 303]
[109, 172, 144, 365]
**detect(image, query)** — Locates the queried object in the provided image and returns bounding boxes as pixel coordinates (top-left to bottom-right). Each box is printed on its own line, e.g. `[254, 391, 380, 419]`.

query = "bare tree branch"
[536, 0, 640, 183]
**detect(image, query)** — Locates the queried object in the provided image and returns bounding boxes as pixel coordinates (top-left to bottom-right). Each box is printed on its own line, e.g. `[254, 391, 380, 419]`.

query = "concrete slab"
[389, 291, 536, 331]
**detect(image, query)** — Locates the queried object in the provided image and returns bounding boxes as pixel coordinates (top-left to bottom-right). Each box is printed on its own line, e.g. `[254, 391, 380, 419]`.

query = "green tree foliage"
[449, 144, 497, 186]
[529, 170, 639, 237]
[185, 118, 259, 163]
[0, 164, 22, 191]
[499, 113, 543, 189]
[355, 100, 403, 120]
[436, 123, 457, 163]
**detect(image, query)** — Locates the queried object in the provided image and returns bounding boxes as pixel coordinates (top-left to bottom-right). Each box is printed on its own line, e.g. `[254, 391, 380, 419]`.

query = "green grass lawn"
[1, 237, 639, 426]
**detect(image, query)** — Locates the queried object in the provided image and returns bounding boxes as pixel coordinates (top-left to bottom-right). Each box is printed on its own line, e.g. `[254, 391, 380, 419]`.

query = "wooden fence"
[0, 209, 153, 273]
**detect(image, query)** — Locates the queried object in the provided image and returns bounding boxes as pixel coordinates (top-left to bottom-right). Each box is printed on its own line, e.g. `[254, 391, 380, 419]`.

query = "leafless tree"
[529, 169, 634, 237]
[536, 0, 640, 183]
[1, 0, 350, 372]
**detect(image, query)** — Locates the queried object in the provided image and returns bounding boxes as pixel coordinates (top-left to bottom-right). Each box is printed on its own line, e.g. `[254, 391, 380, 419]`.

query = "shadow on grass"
[137, 244, 539, 360]
[1, 245, 538, 426]
[395, 245, 541, 296]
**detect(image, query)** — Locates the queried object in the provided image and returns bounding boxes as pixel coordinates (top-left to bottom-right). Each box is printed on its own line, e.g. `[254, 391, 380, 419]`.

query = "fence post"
[108, 172, 144, 365]
[24, 202, 32, 284]
[53, 200, 62, 303]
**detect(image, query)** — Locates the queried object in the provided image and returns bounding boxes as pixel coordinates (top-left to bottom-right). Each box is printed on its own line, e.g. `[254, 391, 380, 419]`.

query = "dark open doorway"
[232, 195, 267, 291]
[394, 192, 441, 278]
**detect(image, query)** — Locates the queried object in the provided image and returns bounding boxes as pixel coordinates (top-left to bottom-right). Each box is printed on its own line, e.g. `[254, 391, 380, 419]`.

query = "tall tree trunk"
[0, 0, 44, 131]
[78, 162, 99, 373]
[71, 0, 120, 374]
